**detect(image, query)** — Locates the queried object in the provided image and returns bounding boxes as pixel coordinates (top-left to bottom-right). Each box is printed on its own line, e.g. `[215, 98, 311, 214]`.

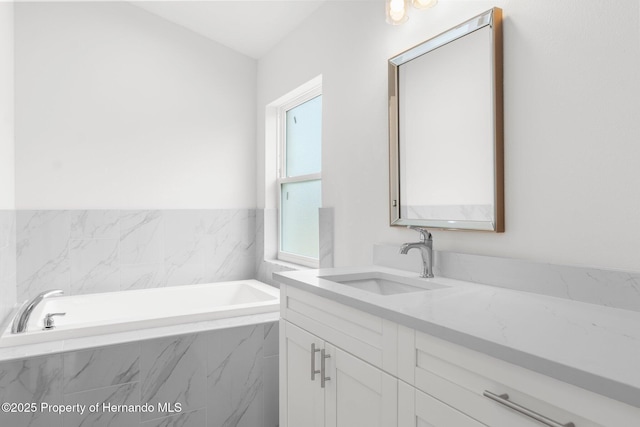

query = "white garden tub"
[0, 280, 279, 348]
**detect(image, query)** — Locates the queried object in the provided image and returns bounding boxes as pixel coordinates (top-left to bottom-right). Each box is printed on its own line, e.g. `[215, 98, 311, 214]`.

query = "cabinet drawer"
[409, 331, 640, 427]
[399, 380, 486, 427]
[281, 284, 398, 374]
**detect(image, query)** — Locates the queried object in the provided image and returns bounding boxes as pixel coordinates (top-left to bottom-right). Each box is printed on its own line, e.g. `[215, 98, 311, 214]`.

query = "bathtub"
[0, 280, 279, 348]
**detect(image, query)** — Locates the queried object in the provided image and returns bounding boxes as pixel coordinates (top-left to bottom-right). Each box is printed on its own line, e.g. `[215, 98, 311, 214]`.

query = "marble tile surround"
[374, 244, 640, 312]
[7, 206, 330, 312]
[318, 208, 334, 269]
[13, 209, 257, 302]
[0, 205, 319, 427]
[0, 210, 17, 325]
[255, 209, 294, 287]
[0, 322, 279, 427]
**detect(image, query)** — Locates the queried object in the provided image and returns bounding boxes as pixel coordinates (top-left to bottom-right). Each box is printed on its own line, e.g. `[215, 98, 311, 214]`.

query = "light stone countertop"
[274, 266, 640, 409]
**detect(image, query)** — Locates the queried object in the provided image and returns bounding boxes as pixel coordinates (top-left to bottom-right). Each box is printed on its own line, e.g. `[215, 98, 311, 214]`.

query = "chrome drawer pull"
[320, 349, 331, 388]
[310, 343, 321, 380]
[483, 391, 575, 427]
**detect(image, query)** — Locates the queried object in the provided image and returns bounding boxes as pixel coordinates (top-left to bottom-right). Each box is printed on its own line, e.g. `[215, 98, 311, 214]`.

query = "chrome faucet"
[400, 226, 434, 278]
[11, 290, 64, 334]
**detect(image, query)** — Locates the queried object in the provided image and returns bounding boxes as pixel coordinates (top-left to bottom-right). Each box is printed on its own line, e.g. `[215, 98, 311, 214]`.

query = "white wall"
[257, 0, 640, 272]
[15, 2, 256, 209]
[0, 2, 14, 209]
[0, 1, 15, 324]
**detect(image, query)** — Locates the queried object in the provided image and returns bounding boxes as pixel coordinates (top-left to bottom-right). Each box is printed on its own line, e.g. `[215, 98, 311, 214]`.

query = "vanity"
[275, 6, 640, 427]
[275, 266, 640, 427]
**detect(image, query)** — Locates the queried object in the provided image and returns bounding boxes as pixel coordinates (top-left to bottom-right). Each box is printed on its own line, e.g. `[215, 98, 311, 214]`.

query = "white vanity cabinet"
[281, 322, 325, 427]
[400, 327, 640, 427]
[326, 342, 397, 427]
[279, 283, 640, 427]
[280, 285, 398, 427]
[398, 381, 486, 427]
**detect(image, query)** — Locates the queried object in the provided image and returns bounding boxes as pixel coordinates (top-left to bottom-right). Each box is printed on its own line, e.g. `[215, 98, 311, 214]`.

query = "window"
[277, 84, 322, 267]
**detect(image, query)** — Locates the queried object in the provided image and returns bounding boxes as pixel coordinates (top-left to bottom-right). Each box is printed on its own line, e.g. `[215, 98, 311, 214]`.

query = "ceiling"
[132, 1, 327, 59]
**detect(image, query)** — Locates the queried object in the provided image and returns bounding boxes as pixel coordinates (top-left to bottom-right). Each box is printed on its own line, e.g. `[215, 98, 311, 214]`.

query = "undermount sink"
[319, 271, 448, 295]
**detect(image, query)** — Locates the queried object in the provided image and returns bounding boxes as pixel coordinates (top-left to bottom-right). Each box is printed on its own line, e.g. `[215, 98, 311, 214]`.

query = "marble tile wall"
[0, 210, 17, 325]
[318, 207, 334, 269]
[14, 209, 257, 302]
[0, 321, 279, 427]
[255, 209, 294, 287]
[374, 244, 640, 312]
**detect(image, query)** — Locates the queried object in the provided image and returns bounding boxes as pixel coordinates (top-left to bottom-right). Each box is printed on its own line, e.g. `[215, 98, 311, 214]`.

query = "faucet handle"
[408, 225, 432, 242]
[43, 312, 66, 330]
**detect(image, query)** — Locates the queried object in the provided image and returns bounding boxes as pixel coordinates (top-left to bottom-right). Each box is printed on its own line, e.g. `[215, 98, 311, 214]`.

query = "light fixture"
[412, 0, 438, 10]
[386, 0, 437, 25]
[386, 0, 409, 25]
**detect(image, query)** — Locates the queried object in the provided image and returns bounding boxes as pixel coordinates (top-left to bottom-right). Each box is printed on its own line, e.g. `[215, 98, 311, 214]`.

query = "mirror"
[389, 8, 504, 231]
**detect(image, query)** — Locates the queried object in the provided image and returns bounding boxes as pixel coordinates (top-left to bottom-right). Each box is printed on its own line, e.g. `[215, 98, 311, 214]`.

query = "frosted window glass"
[286, 96, 322, 177]
[281, 180, 321, 258]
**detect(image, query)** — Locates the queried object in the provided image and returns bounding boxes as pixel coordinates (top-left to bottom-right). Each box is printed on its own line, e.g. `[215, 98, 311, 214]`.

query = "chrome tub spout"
[11, 290, 64, 334]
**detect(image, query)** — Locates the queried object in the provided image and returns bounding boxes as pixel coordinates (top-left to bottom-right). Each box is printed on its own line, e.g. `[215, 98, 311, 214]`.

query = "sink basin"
[319, 272, 447, 295]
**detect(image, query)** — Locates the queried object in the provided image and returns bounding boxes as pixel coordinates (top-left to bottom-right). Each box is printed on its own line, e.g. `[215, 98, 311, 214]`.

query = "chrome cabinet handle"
[310, 343, 321, 380]
[320, 349, 331, 388]
[483, 391, 575, 427]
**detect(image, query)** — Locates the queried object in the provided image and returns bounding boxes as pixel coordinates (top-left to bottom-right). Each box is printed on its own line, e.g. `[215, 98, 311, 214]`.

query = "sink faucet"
[11, 290, 64, 334]
[400, 226, 434, 278]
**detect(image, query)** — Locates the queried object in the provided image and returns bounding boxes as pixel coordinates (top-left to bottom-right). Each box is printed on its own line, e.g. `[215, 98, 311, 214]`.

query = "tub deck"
[0, 280, 280, 360]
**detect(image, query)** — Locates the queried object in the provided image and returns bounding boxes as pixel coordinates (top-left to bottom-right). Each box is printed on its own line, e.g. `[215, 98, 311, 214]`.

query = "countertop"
[274, 266, 640, 409]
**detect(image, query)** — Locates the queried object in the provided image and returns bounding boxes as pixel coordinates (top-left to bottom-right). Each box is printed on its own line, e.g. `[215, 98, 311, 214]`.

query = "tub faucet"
[11, 290, 64, 334]
[400, 226, 434, 278]
[43, 312, 66, 330]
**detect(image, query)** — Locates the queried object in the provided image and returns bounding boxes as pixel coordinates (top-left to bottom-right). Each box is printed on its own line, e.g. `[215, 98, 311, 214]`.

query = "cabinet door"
[281, 321, 325, 427]
[398, 381, 486, 427]
[325, 344, 398, 427]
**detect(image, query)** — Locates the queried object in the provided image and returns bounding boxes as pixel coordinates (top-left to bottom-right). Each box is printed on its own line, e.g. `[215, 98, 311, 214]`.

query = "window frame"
[276, 84, 322, 267]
